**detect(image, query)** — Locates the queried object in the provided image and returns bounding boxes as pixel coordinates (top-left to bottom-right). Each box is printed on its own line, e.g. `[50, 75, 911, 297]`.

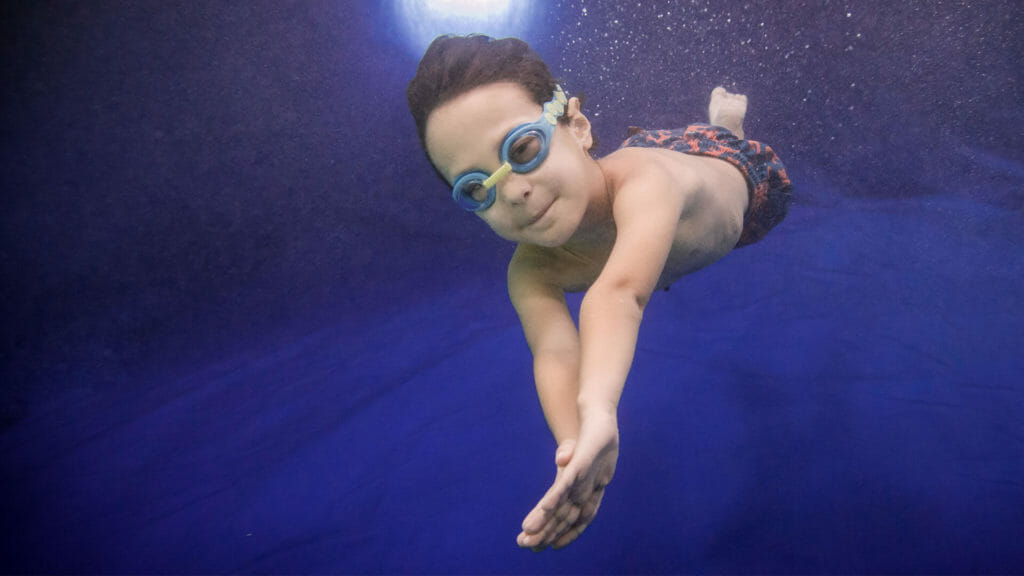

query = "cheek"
[547, 141, 587, 187]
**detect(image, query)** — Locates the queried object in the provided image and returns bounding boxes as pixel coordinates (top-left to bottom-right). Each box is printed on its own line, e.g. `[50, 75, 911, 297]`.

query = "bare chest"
[547, 231, 729, 293]
[547, 151, 747, 293]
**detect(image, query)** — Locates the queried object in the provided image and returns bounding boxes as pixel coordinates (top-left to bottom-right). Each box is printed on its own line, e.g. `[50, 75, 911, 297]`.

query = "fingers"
[519, 501, 581, 551]
[546, 499, 582, 543]
[519, 433, 617, 551]
[518, 486, 606, 551]
[578, 488, 605, 528]
[521, 479, 566, 534]
[525, 440, 576, 539]
[521, 506, 547, 536]
[518, 490, 576, 550]
[551, 486, 603, 549]
[552, 525, 583, 550]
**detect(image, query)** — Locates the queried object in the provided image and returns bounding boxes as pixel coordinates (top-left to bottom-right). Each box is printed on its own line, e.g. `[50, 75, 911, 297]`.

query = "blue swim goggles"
[451, 86, 568, 212]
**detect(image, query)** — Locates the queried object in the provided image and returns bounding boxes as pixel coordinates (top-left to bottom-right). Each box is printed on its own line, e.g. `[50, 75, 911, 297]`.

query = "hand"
[517, 412, 619, 551]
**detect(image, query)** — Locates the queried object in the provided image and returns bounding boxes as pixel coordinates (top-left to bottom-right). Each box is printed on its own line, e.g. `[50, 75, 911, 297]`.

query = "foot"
[708, 86, 747, 139]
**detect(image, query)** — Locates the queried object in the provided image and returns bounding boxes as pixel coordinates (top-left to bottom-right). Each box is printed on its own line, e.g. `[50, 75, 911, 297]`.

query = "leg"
[708, 86, 748, 139]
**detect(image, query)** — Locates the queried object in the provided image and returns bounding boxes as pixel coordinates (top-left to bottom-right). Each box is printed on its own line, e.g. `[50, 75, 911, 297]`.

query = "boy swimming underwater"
[407, 34, 792, 551]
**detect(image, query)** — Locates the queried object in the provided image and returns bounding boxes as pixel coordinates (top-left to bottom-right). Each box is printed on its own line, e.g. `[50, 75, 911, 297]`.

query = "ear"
[565, 96, 593, 151]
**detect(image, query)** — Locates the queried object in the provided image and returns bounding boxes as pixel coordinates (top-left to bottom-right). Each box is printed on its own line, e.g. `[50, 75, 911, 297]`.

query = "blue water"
[2, 1, 1022, 573]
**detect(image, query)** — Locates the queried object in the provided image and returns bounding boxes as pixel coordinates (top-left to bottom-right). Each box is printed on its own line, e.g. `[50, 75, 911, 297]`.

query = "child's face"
[425, 82, 595, 247]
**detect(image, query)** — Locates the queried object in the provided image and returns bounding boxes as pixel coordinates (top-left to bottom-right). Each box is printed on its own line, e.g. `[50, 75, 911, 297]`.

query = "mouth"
[525, 200, 553, 227]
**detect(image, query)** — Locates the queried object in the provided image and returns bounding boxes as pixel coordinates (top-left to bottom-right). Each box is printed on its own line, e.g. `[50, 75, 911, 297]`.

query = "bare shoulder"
[598, 146, 702, 218]
[600, 143, 747, 228]
[598, 146, 683, 184]
[600, 147, 703, 200]
[598, 143, 750, 282]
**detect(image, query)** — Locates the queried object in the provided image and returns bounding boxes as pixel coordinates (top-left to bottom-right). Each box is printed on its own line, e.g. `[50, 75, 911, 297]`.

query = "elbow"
[636, 293, 651, 311]
[583, 281, 650, 318]
[632, 287, 652, 311]
[624, 288, 650, 312]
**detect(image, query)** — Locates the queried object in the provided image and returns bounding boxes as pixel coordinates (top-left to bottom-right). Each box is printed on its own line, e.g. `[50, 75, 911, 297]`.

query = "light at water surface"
[393, 0, 539, 56]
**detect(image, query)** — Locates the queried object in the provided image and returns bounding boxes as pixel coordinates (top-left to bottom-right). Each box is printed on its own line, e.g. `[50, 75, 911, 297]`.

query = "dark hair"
[407, 34, 596, 178]
[408, 35, 559, 148]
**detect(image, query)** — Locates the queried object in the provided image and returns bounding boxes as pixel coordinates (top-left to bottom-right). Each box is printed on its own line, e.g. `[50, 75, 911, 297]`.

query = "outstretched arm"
[518, 152, 696, 551]
[508, 247, 582, 446]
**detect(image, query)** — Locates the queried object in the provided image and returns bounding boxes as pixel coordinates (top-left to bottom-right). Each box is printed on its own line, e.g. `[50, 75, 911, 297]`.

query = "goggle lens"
[461, 181, 489, 205]
[452, 173, 495, 211]
[507, 132, 543, 166]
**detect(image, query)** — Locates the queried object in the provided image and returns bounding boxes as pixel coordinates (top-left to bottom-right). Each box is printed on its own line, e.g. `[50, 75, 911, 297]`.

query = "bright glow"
[394, 0, 538, 57]
[423, 0, 512, 18]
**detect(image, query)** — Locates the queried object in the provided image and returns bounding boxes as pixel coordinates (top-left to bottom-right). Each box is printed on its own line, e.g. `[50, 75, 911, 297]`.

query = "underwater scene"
[2, 0, 1022, 572]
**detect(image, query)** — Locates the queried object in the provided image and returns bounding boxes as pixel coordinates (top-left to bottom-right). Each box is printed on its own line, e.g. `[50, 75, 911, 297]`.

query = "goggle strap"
[482, 162, 513, 189]
[543, 87, 567, 124]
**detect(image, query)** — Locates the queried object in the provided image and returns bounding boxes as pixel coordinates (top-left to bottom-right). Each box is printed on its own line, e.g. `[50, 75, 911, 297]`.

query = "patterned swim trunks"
[620, 124, 793, 247]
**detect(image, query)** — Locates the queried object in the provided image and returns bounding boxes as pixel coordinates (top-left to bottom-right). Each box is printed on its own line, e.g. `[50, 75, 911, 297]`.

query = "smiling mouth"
[526, 201, 553, 227]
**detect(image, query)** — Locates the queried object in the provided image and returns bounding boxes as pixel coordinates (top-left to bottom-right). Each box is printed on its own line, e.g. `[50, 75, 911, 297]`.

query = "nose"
[497, 172, 530, 206]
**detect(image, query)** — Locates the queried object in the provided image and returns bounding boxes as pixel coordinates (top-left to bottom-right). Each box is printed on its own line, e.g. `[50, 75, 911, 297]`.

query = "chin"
[526, 237, 564, 248]
[524, 221, 577, 247]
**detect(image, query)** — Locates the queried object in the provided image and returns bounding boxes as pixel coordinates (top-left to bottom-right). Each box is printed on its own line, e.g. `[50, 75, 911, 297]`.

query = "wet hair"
[406, 34, 595, 180]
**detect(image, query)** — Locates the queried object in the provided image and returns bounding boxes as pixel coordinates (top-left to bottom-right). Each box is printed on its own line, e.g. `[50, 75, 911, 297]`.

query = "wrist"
[576, 397, 618, 423]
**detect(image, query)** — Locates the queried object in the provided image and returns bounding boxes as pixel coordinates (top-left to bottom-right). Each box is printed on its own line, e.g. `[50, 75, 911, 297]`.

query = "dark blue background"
[2, 1, 1022, 572]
